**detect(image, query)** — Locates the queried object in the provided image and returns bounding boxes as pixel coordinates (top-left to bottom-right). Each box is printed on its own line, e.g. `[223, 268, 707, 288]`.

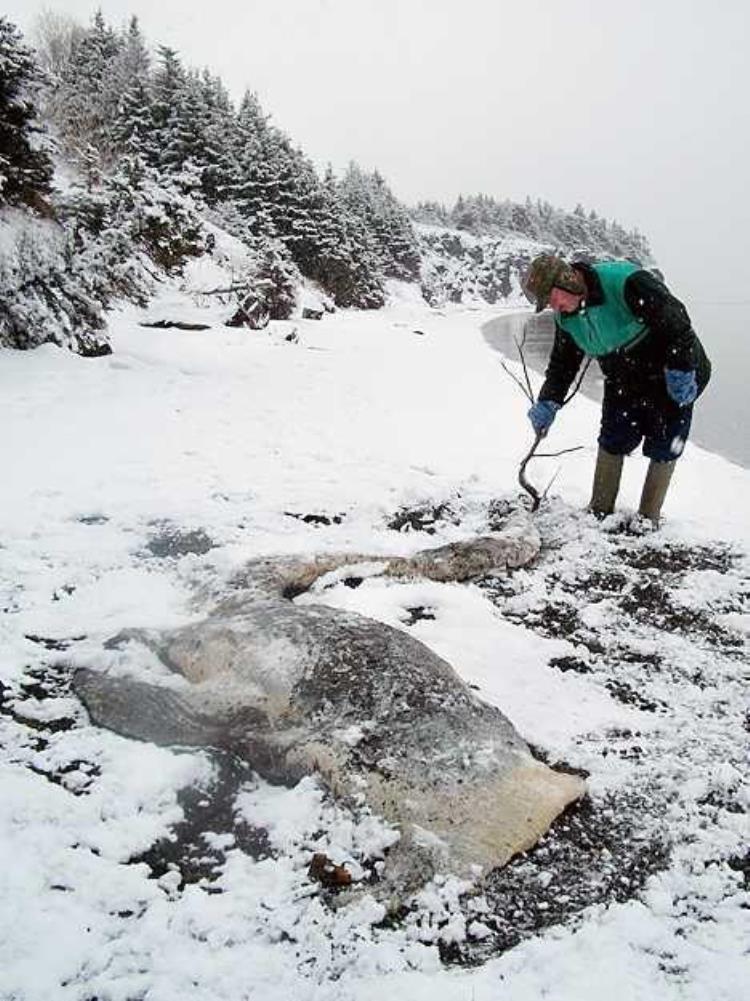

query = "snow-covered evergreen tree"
[412, 200, 448, 226]
[308, 174, 386, 308]
[0, 210, 108, 354]
[227, 98, 386, 307]
[108, 17, 152, 158]
[196, 71, 238, 205]
[158, 68, 221, 197]
[149, 45, 186, 169]
[413, 192, 651, 263]
[226, 89, 274, 233]
[254, 238, 301, 319]
[339, 163, 420, 281]
[0, 17, 54, 209]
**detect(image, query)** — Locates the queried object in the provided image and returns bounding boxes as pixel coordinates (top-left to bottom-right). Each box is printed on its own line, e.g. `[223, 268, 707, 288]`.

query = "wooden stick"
[534, 445, 585, 458]
[563, 357, 592, 404]
[198, 279, 275, 296]
[500, 331, 588, 509]
[500, 359, 534, 403]
[515, 327, 535, 402]
[518, 431, 544, 511]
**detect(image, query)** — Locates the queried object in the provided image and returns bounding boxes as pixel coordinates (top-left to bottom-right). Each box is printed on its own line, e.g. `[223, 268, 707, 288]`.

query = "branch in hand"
[534, 445, 585, 458]
[515, 328, 535, 402]
[498, 330, 586, 511]
[500, 359, 534, 403]
[518, 431, 544, 511]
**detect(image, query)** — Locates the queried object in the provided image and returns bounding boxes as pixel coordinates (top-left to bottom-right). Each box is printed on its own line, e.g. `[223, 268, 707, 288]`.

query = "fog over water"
[684, 302, 749, 467]
[483, 304, 749, 470]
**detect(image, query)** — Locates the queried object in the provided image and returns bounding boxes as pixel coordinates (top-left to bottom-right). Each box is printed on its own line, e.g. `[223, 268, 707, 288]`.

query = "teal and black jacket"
[539, 261, 711, 405]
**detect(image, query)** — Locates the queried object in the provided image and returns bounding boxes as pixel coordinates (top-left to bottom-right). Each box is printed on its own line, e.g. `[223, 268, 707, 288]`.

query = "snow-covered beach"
[1, 278, 748, 1000]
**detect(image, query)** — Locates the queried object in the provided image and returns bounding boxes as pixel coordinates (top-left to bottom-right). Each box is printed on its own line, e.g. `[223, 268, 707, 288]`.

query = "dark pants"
[598, 383, 693, 462]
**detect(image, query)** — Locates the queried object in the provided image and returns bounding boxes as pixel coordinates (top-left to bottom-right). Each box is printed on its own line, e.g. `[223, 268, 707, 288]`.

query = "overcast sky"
[7, 0, 750, 302]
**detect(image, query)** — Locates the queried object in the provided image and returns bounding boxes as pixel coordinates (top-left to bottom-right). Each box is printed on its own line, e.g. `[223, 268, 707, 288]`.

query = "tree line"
[1, 10, 421, 352]
[413, 195, 650, 263]
[43, 12, 424, 305]
[1, 11, 652, 353]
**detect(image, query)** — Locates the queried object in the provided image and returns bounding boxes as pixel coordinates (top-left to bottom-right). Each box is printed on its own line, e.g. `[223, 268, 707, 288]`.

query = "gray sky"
[7, 0, 750, 302]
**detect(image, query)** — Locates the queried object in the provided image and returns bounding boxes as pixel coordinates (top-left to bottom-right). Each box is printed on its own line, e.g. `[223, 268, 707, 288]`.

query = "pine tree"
[54, 10, 121, 163]
[148, 45, 185, 168]
[229, 89, 274, 233]
[197, 71, 238, 204]
[304, 169, 385, 308]
[452, 193, 480, 233]
[253, 237, 300, 319]
[158, 69, 209, 180]
[109, 17, 152, 157]
[0, 17, 54, 209]
[368, 169, 420, 279]
[338, 163, 420, 281]
[412, 200, 448, 226]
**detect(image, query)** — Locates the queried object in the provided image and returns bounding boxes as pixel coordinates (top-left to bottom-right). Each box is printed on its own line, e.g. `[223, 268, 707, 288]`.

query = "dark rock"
[549, 655, 591, 675]
[24, 634, 85, 652]
[285, 511, 344, 527]
[128, 752, 271, 890]
[403, 606, 436, 625]
[145, 525, 216, 558]
[73, 334, 112, 357]
[387, 501, 460, 534]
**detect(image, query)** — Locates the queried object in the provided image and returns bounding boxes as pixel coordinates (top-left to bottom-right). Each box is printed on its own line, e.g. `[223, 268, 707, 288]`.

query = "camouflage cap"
[523, 254, 585, 312]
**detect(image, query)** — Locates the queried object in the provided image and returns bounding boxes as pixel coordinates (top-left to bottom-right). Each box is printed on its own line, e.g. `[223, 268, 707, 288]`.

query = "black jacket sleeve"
[624, 271, 696, 371]
[539, 323, 585, 404]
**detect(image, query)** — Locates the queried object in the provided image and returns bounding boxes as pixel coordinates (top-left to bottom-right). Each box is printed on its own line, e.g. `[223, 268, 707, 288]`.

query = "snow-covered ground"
[1, 280, 748, 1000]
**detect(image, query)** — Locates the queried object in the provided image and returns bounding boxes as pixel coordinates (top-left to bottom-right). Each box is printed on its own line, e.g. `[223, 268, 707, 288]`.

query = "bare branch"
[563, 357, 593, 404]
[534, 445, 585, 458]
[498, 328, 586, 512]
[198, 279, 275, 296]
[515, 325, 534, 401]
[499, 359, 534, 403]
[518, 432, 544, 511]
[198, 286, 249, 296]
[541, 468, 562, 502]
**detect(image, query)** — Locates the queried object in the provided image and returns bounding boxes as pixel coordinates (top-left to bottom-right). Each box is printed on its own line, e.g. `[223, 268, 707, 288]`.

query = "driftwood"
[139, 320, 211, 331]
[198, 279, 275, 297]
[188, 280, 276, 331]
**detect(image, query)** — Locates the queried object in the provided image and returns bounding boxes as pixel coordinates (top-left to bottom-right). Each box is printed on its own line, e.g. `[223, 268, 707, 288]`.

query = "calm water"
[483, 304, 749, 469]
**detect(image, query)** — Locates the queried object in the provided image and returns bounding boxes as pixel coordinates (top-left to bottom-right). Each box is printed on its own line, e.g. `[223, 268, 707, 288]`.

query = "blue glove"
[665, 369, 698, 406]
[528, 399, 560, 435]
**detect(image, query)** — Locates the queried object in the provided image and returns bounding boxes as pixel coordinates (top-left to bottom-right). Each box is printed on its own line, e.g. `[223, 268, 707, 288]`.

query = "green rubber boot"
[588, 448, 625, 519]
[638, 459, 676, 525]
